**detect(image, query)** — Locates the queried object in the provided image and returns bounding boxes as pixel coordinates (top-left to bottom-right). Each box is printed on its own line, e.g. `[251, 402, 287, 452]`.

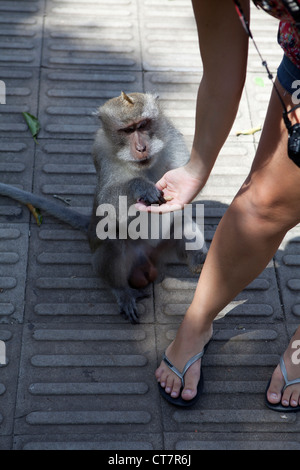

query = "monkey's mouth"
[135, 157, 152, 166]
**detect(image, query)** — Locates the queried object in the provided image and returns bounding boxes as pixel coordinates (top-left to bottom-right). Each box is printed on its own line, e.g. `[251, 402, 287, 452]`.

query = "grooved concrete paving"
[0, 0, 299, 450]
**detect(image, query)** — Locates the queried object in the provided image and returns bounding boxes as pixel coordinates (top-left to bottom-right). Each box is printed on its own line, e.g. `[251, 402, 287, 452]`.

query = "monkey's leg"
[128, 242, 161, 288]
[91, 239, 149, 323]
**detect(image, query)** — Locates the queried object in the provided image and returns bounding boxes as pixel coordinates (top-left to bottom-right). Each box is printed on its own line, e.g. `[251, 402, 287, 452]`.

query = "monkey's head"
[97, 92, 166, 168]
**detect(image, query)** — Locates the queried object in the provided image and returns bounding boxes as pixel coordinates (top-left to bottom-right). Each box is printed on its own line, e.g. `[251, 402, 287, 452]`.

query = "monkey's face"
[98, 92, 165, 168]
[116, 118, 164, 167]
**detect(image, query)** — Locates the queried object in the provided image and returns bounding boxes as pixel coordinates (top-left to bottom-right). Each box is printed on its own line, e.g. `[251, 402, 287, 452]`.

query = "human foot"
[266, 327, 300, 411]
[155, 322, 213, 405]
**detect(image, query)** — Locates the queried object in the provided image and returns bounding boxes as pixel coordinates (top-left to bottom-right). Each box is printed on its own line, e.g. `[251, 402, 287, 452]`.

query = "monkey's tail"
[0, 183, 90, 232]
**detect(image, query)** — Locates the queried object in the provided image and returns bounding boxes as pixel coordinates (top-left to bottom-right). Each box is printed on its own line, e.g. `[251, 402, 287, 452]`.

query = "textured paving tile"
[43, 0, 141, 70]
[33, 139, 95, 219]
[38, 69, 143, 139]
[0, 0, 297, 451]
[140, 0, 199, 72]
[14, 323, 161, 436]
[144, 72, 252, 143]
[0, 0, 45, 68]
[0, 225, 29, 323]
[0, 326, 23, 442]
[25, 224, 154, 324]
[248, 3, 283, 73]
[275, 227, 300, 325]
[0, 138, 35, 223]
[140, 1, 282, 73]
[14, 432, 162, 450]
[0, 67, 39, 138]
[155, 259, 283, 325]
[244, 72, 274, 144]
[198, 140, 256, 207]
[157, 323, 300, 434]
[164, 432, 300, 450]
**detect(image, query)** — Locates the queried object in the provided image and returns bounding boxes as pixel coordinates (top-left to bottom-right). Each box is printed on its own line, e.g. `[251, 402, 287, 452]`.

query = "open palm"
[135, 165, 203, 213]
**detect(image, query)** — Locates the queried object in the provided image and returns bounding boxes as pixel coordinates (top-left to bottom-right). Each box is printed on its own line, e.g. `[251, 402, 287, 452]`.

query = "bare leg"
[156, 80, 300, 403]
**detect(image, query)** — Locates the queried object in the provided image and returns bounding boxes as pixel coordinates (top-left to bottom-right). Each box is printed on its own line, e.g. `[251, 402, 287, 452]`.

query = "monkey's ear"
[121, 91, 134, 105]
[93, 107, 103, 121]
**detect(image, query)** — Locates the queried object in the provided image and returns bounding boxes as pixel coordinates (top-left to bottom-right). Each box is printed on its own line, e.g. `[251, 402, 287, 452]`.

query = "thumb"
[155, 175, 167, 192]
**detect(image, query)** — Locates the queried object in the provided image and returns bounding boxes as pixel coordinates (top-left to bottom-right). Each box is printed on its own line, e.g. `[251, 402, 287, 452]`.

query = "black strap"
[234, 0, 293, 128]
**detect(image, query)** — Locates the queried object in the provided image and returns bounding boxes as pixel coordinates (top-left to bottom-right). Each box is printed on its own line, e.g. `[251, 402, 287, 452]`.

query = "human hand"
[135, 165, 203, 213]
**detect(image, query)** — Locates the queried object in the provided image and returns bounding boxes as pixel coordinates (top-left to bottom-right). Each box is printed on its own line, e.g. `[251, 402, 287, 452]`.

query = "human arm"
[137, 0, 250, 213]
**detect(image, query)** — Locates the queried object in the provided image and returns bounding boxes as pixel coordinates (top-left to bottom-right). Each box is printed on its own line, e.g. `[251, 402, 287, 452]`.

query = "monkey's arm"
[0, 182, 90, 232]
[98, 177, 165, 210]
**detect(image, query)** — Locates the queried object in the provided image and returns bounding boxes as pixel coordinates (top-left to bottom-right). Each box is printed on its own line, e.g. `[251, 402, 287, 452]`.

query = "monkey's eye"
[137, 120, 150, 130]
[121, 126, 135, 134]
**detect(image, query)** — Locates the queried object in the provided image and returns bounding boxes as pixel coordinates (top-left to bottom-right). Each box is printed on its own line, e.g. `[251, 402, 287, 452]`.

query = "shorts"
[277, 54, 300, 95]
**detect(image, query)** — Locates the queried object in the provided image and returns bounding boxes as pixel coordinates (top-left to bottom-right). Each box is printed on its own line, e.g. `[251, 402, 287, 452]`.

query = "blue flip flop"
[158, 343, 209, 407]
[265, 355, 300, 412]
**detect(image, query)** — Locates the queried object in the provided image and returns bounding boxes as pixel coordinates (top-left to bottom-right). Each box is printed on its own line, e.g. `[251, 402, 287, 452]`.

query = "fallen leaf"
[26, 204, 43, 226]
[22, 112, 41, 143]
[254, 77, 265, 87]
[236, 126, 262, 136]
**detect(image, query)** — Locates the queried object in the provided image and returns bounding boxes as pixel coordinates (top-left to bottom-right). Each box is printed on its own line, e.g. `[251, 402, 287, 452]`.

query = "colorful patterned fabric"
[253, 0, 300, 67]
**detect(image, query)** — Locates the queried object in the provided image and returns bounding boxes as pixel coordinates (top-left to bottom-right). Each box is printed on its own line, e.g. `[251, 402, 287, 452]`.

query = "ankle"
[177, 312, 213, 348]
[184, 306, 213, 337]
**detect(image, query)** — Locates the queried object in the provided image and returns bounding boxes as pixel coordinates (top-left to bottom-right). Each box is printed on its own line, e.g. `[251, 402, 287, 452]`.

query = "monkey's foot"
[112, 287, 149, 324]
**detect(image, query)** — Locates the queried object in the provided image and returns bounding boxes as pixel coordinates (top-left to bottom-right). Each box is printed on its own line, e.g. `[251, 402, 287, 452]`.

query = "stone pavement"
[0, 0, 299, 451]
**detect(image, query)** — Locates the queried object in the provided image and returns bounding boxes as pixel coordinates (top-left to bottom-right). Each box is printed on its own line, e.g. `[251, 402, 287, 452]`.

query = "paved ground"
[0, 0, 299, 451]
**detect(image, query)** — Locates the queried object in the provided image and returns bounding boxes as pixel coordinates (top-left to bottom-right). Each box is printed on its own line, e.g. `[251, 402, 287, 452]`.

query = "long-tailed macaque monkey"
[0, 92, 207, 323]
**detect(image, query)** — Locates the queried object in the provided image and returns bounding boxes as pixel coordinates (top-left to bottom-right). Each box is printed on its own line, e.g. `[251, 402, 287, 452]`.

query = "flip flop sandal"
[158, 342, 210, 407]
[265, 355, 300, 412]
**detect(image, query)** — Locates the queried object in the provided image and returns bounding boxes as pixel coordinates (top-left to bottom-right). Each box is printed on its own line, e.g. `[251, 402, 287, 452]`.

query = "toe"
[281, 387, 292, 407]
[290, 390, 300, 407]
[165, 374, 175, 395]
[170, 381, 181, 399]
[181, 360, 200, 401]
[266, 365, 284, 404]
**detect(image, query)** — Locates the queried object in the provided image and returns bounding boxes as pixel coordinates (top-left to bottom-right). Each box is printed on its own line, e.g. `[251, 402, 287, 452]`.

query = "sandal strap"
[280, 355, 300, 391]
[162, 349, 205, 388]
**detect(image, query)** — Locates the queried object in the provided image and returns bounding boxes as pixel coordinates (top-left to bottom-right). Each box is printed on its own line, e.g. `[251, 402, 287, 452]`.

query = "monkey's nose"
[136, 144, 147, 153]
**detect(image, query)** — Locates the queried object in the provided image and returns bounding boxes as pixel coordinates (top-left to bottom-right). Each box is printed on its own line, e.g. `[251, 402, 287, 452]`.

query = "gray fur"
[0, 183, 90, 231]
[0, 93, 206, 324]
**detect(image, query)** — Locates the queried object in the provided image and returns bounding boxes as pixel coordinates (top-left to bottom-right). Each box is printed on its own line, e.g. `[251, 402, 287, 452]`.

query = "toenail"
[270, 393, 278, 400]
[171, 391, 178, 397]
[160, 382, 165, 388]
[282, 399, 289, 406]
[165, 387, 171, 393]
[291, 400, 297, 406]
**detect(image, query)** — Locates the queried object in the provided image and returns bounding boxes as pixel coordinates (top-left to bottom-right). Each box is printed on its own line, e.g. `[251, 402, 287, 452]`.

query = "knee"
[246, 183, 298, 232]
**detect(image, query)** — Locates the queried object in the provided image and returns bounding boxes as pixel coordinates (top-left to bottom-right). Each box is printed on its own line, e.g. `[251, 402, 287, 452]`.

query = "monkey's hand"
[130, 178, 166, 207]
[135, 166, 203, 213]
